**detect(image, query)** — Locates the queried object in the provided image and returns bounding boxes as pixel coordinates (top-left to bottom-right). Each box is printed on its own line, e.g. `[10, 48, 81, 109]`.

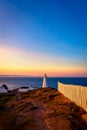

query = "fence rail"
[58, 82, 87, 111]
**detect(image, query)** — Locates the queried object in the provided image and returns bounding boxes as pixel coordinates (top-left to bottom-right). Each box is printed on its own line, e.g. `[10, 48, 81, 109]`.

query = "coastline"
[0, 77, 87, 90]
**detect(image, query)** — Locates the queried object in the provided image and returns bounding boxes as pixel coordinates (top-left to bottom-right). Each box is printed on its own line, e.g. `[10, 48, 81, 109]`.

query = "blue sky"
[0, 0, 87, 76]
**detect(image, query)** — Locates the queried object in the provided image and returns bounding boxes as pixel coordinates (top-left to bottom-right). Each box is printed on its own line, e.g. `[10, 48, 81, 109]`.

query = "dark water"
[0, 77, 87, 90]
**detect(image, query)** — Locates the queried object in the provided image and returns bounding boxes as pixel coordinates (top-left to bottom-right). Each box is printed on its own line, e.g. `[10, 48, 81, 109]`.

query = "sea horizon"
[0, 76, 87, 90]
[0, 75, 87, 78]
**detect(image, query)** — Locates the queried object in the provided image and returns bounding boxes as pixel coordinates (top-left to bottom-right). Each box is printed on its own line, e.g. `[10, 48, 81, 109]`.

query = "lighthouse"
[42, 74, 47, 88]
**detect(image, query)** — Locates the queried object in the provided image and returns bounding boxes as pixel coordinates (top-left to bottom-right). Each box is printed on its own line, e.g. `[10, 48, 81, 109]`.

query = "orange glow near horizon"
[0, 45, 87, 77]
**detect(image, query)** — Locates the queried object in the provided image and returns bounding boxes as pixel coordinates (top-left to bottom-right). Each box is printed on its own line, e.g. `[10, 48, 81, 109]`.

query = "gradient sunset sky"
[0, 0, 87, 77]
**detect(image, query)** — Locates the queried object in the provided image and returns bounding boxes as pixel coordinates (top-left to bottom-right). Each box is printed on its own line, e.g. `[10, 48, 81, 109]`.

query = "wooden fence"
[58, 82, 87, 111]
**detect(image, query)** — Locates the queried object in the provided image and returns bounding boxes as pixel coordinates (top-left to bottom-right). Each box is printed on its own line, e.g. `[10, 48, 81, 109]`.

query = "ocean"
[0, 77, 87, 90]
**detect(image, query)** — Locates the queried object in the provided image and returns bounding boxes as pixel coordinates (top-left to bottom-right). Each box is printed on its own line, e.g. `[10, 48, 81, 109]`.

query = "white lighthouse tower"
[42, 74, 47, 88]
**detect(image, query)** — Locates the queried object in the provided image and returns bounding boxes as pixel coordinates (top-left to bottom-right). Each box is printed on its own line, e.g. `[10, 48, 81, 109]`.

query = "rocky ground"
[0, 87, 87, 130]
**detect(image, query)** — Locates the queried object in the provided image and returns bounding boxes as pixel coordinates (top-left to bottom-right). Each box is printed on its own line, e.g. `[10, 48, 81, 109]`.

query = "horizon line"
[0, 75, 87, 78]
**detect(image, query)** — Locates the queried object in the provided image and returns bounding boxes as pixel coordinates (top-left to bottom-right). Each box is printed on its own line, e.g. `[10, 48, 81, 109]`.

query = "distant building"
[0, 85, 8, 93]
[18, 87, 30, 92]
[42, 74, 47, 88]
[18, 86, 34, 92]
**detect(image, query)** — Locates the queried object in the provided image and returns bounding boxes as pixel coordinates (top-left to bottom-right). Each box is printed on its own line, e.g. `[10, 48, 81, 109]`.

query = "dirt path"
[26, 99, 50, 130]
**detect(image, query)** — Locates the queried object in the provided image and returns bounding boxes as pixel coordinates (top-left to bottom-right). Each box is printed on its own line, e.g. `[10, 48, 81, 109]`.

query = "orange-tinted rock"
[0, 87, 87, 130]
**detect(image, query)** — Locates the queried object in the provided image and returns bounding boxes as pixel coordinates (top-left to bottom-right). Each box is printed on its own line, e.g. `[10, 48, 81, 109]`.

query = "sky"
[0, 0, 87, 77]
